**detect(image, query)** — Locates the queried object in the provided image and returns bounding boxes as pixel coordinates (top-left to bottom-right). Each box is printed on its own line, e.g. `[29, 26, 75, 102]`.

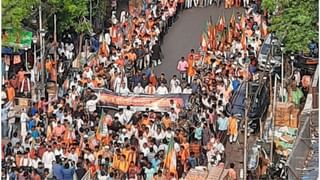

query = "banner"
[94, 89, 190, 112]
[2, 29, 33, 49]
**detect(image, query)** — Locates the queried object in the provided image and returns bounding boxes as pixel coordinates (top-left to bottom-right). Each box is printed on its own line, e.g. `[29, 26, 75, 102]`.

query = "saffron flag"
[219, 31, 226, 52]
[230, 11, 236, 28]
[261, 20, 268, 37]
[240, 14, 246, 30]
[207, 21, 216, 50]
[164, 137, 177, 173]
[200, 32, 208, 52]
[96, 111, 105, 140]
[241, 31, 247, 51]
[217, 16, 225, 32]
[227, 26, 233, 44]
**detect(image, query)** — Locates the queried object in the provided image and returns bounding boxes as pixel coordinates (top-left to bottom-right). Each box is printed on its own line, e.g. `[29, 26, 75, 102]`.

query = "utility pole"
[243, 80, 249, 180]
[54, 13, 58, 96]
[39, 4, 46, 97]
[85, 39, 88, 62]
[54, 14, 57, 62]
[89, 0, 93, 25]
[271, 74, 280, 162]
[280, 44, 285, 102]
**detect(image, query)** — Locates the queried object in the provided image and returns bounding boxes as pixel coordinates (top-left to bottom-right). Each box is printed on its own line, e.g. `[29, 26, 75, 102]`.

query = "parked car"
[257, 33, 282, 71]
[226, 78, 270, 133]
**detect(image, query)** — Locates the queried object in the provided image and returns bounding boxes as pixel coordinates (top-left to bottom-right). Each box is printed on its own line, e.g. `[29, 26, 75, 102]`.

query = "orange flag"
[217, 16, 225, 32]
[219, 31, 226, 51]
[261, 20, 268, 37]
[241, 31, 247, 51]
[240, 14, 246, 30]
[227, 26, 233, 44]
[200, 33, 208, 52]
[230, 12, 236, 28]
[211, 25, 217, 50]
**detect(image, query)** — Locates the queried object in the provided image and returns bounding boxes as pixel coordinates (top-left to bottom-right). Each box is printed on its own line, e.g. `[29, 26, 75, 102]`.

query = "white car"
[257, 33, 282, 71]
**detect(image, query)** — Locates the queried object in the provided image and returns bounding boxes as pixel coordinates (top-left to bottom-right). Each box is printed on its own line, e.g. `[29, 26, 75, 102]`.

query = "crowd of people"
[1, 0, 268, 179]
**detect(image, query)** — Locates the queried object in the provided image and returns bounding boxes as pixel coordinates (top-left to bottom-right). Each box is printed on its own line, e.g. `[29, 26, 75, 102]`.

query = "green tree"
[46, 0, 92, 55]
[2, 0, 38, 30]
[262, 0, 318, 53]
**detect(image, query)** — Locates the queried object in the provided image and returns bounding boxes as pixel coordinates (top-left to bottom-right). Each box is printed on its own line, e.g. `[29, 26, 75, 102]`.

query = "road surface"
[153, 4, 247, 178]
[155, 5, 241, 78]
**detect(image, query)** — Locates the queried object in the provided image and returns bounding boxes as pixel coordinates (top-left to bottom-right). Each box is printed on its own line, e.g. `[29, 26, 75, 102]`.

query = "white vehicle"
[257, 33, 282, 71]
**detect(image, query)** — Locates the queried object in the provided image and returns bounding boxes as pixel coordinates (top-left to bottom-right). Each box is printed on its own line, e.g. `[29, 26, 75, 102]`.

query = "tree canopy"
[262, 0, 318, 53]
[2, 0, 92, 35]
[2, 0, 38, 30]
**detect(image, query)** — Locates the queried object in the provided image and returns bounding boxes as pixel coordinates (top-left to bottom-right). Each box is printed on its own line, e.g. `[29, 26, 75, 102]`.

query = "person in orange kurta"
[162, 114, 172, 129]
[149, 72, 158, 87]
[140, 114, 150, 127]
[187, 55, 196, 84]
[118, 154, 129, 174]
[228, 115, 238, 143]
[6, 83, 15, 102]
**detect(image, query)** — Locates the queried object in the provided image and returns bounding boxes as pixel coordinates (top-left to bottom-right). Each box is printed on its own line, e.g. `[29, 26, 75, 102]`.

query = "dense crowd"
[2, 0, 269, 179]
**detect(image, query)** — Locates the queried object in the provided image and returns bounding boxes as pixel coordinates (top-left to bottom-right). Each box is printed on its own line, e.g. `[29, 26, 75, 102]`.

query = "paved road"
[153, 4, 247, 177]
[155, 5, 241, 78]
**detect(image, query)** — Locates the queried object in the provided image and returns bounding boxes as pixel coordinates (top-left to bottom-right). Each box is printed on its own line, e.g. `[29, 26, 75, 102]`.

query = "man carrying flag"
[164, 137, 177, 179]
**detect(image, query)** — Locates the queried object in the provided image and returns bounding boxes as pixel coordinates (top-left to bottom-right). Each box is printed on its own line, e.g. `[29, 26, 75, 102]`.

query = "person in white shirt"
[119, 83, 131, 95]
[84, 151, 95, 163]
[120, 10, 127, 23]
[169, 108, 178, 122]
[170, 75, 180, 90]
[114, 109, 126, 125]
[68, 148, 78, 163]
[54, 145, 63, 157]
[42, 146, 56, 171]
[123, 106, 134, 123]
[156, 83, 168, 95]
[182, 84, 193, 94]
[113, 73, 122, 93]
[85, 93, 100, 113]
[97, 170, 108, 180]
[145, 83, 156, 95]
[133, 83, 145, 94]
[141, 143, 150, 157]
[104, 30, 111, 46]
[138, 135, 148, 151]
[31, 156, 41, 169]
[170, 82, 182, 94]
[20, 108, 29, 143]
[164, 128, 175, 140]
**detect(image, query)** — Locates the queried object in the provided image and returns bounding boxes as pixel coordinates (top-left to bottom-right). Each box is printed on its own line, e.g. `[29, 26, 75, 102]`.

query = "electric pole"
[243, 80, 249, 180]
[39, 4, 46, 97]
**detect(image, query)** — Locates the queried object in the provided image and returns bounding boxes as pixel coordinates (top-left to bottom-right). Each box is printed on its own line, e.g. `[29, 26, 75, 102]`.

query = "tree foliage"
[2, 0, 38, 30]
[44, 0, 92, 34]
[262, 0, 318, 53]
[2, 0, 92, 35]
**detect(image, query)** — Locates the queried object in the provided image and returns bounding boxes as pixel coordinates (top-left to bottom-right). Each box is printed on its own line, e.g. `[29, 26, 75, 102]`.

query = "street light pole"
[89, 0, 93, 25]
[32, 36, 39, 100]
[280, 44, 284, 102]
[270, 74, 280, 162]
[24, 48, 29, 72]
[39, 4, 46, 97]
[243, 80, 249, 180]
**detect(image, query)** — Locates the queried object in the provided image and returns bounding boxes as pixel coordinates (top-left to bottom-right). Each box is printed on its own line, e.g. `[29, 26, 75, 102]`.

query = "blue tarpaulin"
[1, 47, 13, 55]
[1, 47, 23, 55]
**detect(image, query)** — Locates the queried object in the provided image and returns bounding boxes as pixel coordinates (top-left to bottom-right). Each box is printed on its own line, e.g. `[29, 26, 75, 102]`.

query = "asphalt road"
[153, 4, 247, 178]
[155, 5, 241, 78]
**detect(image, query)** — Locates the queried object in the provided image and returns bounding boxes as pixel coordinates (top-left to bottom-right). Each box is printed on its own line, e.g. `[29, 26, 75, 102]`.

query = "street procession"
[1, 0, 319, 179]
